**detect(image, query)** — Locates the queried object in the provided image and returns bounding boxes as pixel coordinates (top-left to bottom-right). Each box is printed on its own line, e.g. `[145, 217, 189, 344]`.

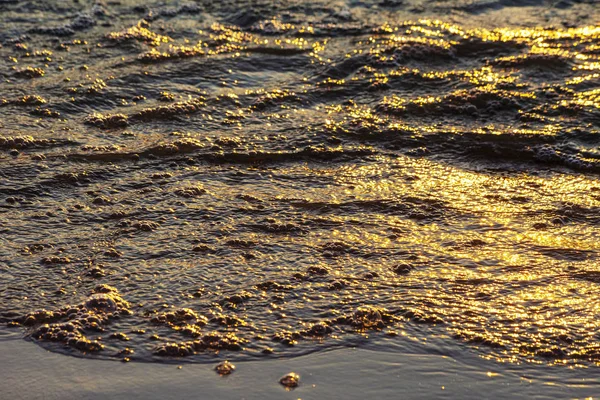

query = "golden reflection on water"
[1, 6, 600, 365]
[331, 156, 600, 364]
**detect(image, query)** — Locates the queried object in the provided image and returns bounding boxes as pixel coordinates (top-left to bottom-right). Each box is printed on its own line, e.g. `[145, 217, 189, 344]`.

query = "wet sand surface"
[2, 332, 599, 400]
[1, 0, 600, 396]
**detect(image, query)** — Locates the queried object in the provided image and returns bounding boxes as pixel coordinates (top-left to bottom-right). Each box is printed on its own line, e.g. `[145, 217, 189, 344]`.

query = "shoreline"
[2, 333, 599, 399]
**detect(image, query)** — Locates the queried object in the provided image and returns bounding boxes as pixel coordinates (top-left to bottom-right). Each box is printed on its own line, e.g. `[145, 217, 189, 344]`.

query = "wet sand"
[1, 332, 599, 399]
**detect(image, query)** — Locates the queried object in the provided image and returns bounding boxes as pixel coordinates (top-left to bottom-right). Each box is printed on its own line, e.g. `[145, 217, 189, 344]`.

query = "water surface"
[1, 0, 600, 369]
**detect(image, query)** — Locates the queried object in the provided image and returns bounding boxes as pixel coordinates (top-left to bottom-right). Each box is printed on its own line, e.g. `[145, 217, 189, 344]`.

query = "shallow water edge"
[1, 333, 599, 400]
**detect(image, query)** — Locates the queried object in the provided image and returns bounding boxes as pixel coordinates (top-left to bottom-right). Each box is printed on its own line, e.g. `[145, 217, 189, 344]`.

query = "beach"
[2, 330, 600, 399]
[1, 0, 600, 397]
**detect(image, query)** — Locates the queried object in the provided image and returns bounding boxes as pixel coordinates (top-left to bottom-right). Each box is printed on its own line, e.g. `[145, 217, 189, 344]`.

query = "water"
[0, 0, 599, 369]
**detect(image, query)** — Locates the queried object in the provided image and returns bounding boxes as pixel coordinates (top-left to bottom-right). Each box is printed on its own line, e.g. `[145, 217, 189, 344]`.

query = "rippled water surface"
[1, 0, 600, 367]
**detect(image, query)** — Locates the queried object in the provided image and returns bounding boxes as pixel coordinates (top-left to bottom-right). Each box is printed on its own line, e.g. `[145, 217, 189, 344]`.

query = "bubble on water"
[279, 372, 300, 389]
[215, 360, 236, 375]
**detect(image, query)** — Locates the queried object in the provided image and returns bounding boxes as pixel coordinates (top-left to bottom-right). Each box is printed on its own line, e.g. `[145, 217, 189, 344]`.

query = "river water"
[1, 0, 600, 371]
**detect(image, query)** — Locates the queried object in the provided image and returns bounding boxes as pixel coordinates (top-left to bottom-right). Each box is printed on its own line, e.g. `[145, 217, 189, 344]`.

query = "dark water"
[1, 0, 600, 367]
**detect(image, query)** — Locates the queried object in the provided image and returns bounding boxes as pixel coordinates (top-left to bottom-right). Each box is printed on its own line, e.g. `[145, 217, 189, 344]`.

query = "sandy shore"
[1, 332, 599, 399]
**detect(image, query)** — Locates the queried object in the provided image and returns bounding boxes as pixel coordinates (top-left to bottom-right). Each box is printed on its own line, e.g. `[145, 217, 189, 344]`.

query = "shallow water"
[1, 0, 600, 369]
[3, 334, 600, 400]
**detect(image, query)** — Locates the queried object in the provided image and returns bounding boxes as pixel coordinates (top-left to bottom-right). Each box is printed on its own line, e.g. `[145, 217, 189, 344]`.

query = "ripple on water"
[1, 0, 600, 368]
